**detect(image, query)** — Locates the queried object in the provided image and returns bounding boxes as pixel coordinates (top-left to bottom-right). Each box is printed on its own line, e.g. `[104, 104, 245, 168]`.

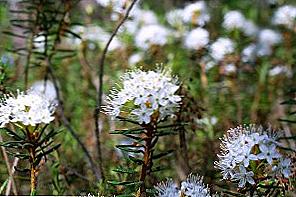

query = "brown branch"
[94, 0, 139, 182]
[0, 134, 18, 195]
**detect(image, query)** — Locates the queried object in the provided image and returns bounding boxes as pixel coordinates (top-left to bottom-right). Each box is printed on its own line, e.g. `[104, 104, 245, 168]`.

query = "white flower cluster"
[135, 24, 171, 50]
[257, 29, 282, 57]
[166, 9, 184, 28]
[104, 69, 181, 124]
[69, 25, 123, 51]
[241, 29, 282, 61]
[0, 90, 56, 127]
[215, 125, 292, 188]
[222, 10, 258, 36]
[210, 38, 235, 61]
[96, 0, 132, 14]
[182, 1, 210, 26]
[272, 5, 296, 29]
[155, 174, 211, 197]
[184, 27, 209, 50]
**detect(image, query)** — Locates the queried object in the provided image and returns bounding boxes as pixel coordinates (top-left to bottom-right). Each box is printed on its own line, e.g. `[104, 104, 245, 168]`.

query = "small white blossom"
[223, 11, 246, 30]
[154, 179, 180, 197]
[224, 63, 236, 74]
[257, 143, 281, 165]
[233, 165, 255, 188]
[210, 38, 234, 61]
[269, 65, 291, 77]
[69, 25, 123, 51]
[166, 9, 184, 28]
[180, 174, 211, 197]
[29, 80, 57, 104]
[154, 174, 211, 197]
[241, 44, 257, 62]
[258, 29, 282, 47]
[103, 69, 181, 124]
[135, 24, 170, 50]
[182, 1, 210, 26]
[244, 20, 258, 37]
[96, 0, 132, 14]
[128, 52, 143, 65]
[275, 158, 292, 178]
[272, 5, 296, 29]
[184, 27, 209, 50]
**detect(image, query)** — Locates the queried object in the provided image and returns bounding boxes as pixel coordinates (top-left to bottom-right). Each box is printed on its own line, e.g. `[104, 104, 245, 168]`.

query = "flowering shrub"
[104, 68, 181, 124]
[0, 0, 295, 196]
[215, 125, 292, 189]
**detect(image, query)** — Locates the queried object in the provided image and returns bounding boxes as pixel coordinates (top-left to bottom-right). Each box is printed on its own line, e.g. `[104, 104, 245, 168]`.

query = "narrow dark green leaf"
[112, 167, 137, 174]
[36, 144, 61, 159]
[152, 150, 174, 160]
[110, 129, 145, 135]
[154, 130, 178, 136]
[107, 180, 142, 186]
[128, 155, 143, 165]
[53, 53, 76, 60]
[63, 29, 81, 39]
[122, 134, 143, 141]
[1, 128, 25, 140]
[280, 100, 296, 105]
[278, 118, 296, 123]
[2, 31, 28, 38]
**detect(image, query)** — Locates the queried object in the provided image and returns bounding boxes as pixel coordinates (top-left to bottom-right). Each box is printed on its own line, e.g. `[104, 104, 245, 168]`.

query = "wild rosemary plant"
[104, 68, 182, 196]
[0, 88, 59, 195]
[215, 125, 293, 196]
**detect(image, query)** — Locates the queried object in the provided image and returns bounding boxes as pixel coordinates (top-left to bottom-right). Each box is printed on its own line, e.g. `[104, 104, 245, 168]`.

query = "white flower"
[96, 0, 131, 13]
[257, 143, 281, 165]
[131, 104, 154, 124]
[223, 11, 246, 30]
[166, 9, 184, 27]
[0, 91, 56, 127]
[103, 69, 181, 124]
[128, 52, 143, 65]
[269, 65, 291, 77]
[134, 9, 158, 26]
[272, 5, 296, 29]
[154, 179, 180, 197]
[256, 43, 272, 57]
[182, 1, 210, 26]
[29, 80, 57, 104]
[184, 27, 209, 50]
[180, 174, 211, 197]
[276, 158, 292, 178]
[244, 20, 258, 37]
[121, 9, 158, 35]
[69, 25, 123, 51]
[224, 63, 236, 74]
[258, 29, 282, 46]
[214, 125, 290, 188]
[210, 38, 234, 61]
[241, 44, 256, 62]
[135, 24, 170, 50]
[233, 165, 255, 188]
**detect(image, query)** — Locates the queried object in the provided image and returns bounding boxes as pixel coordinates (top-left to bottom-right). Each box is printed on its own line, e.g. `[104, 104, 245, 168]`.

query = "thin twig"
[5, 157, 19, 196]
[45, 1, 102, 180]
[94, 0, 139, 182]
[0, 133, 18, 195]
